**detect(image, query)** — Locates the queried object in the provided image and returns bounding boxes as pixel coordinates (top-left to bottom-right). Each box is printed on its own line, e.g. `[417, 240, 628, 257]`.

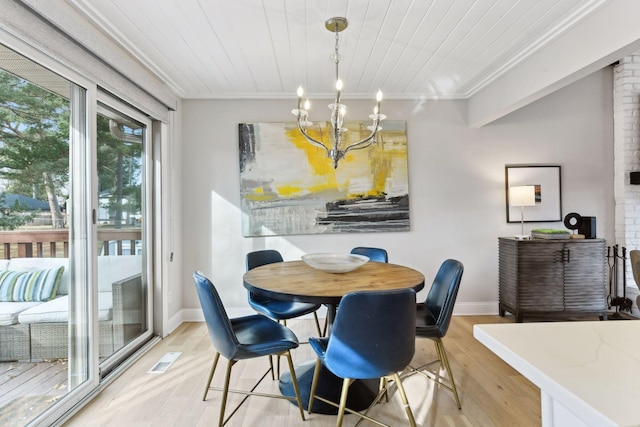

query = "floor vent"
[148, 351, 182, 374]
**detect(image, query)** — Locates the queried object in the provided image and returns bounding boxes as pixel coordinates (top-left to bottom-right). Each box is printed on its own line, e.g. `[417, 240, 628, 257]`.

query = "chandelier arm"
[297, 122, 330, 152]
[342, 120, 380, 154]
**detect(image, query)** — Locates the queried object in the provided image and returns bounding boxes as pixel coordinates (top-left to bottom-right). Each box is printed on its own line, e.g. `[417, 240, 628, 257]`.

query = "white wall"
[178, 68, 614, 322]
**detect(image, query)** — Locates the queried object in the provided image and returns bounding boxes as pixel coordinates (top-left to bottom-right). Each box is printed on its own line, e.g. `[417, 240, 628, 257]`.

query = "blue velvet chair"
[411, 259, 464, 409]
[307, 289, 417, 427]
[193, 271, 305, 427]
[246, 250, 322, 336]
[350, 246, 388, 263]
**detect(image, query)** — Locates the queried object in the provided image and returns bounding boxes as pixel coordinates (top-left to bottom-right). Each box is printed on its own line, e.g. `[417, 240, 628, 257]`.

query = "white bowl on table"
[301, 253, 369, 273]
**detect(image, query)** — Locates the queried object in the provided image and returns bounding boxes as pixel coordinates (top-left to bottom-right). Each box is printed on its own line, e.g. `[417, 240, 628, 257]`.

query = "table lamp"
[509, 185, 536, 240]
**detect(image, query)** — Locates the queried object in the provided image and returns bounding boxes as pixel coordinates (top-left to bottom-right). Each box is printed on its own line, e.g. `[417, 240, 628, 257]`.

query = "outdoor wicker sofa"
[0, 255, 142, 362]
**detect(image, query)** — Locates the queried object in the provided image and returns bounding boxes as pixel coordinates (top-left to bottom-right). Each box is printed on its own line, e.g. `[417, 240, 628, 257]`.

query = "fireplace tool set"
[607, 245, 633, 316]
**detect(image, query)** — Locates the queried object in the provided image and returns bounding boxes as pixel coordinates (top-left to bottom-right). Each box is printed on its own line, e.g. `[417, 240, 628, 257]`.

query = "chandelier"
[291, 17, 386, 169]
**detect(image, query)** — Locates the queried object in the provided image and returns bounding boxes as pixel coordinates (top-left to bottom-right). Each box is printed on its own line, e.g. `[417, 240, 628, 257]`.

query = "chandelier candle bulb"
[376, 90, 382, 114]
[296, 86, 303, 110]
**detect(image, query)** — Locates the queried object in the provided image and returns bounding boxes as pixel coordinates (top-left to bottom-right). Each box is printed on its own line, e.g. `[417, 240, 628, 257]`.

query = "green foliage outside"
[0, 70, 68, 227]
[0, 68, 143, 230]
[97, 115, 143, 229]
[0, 194, 36, 230]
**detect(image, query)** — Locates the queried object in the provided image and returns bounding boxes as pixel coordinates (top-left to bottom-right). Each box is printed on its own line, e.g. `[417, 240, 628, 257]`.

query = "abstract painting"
[238, 121, 410, 236]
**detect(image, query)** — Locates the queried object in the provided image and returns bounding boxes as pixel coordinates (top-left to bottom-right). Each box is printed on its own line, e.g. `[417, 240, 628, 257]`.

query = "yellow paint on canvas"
[276, 185, 302, 196]
[281, 123, 408, 199]
[244, 193, 273, 201]
[286, 128, 337, 177]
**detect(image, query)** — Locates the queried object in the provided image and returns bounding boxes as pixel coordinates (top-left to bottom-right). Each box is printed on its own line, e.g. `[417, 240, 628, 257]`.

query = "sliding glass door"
[0, 43, 90, 427]
[95, 100, 152, 373]
[0, 39, 154, 426]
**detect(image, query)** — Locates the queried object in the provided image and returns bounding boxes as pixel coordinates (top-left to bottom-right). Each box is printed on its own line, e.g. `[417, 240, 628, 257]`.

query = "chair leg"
[308, 358, 322, 413]
[268, 355, 275, 380]
[393, 372, 417, 427]
[284, 350, 306, 421]
[313, 311, 323, 336]
[336, 378, 352, 427]
[434, 339, 444, 370]
[218, 359, 236, 427]
[436, 338, 461, 409]
[203, 352, 221, 401]
[379, 377, 389, 403]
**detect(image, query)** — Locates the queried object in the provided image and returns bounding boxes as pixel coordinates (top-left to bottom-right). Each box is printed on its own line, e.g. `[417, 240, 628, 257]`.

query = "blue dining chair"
[193, 271, 305, 427]
[350, 246, 388, 263]
[408, 259, 464, 409]
[246, 250, 323, 336]
[307, 288, 417, 427]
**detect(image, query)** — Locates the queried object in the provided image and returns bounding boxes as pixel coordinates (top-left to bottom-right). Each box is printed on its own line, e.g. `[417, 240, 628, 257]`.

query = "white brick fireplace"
[613, 54, 640, 314]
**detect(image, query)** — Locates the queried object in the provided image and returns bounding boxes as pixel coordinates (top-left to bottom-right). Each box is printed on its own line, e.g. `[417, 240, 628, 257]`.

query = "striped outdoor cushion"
[0, 266, 65, 302]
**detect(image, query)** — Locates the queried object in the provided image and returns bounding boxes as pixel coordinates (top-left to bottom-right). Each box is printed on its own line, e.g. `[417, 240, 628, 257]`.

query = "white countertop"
[474, 321, 640, 427]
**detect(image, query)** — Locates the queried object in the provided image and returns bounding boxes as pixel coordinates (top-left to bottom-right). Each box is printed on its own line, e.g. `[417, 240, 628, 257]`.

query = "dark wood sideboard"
[498, 237, 607, 322]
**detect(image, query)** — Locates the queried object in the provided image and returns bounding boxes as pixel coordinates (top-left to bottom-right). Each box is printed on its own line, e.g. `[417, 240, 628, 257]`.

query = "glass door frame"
[0, 29, 102, 426]
[95, 93, 155, 376]
[0, 29, 159, 427]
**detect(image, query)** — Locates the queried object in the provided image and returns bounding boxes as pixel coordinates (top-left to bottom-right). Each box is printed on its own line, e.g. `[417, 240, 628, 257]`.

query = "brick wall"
[613, 55, 640, 314]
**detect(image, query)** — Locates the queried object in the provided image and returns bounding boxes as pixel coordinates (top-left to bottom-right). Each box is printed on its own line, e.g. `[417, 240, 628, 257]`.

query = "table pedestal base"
[279, 359, 378, 415]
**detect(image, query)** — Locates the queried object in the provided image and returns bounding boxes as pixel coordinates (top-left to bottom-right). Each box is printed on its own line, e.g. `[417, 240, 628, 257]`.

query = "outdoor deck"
[0, 360, 68, 427]
[0, 228, 141, 426]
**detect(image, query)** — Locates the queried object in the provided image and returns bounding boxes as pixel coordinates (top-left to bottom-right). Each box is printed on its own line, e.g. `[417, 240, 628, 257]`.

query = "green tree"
[0, 194, 36, 230]
[0, 70, 69, 228]
[97, 115, 142, 229]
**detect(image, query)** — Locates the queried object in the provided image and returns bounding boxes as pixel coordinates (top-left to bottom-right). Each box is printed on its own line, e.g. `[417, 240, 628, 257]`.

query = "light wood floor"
[65, 315, 541, 427]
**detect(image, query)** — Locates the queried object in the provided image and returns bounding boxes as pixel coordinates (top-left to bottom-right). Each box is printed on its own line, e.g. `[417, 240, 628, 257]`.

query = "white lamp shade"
[509, 186, 536, 207]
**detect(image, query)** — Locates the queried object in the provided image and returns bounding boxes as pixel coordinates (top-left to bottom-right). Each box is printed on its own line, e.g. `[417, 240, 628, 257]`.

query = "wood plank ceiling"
[69, 0, 610, 100]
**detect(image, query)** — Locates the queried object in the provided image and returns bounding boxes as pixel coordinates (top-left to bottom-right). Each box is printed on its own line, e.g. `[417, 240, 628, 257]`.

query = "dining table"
[243, 259, 425, 414]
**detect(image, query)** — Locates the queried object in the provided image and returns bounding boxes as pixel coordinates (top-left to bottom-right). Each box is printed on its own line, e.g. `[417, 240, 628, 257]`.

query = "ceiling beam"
[467, 0, 640, 128]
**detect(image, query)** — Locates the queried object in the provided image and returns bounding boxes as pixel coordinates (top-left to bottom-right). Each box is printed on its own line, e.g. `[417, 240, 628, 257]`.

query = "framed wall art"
[239, 121, 410, 237]
[505, 165, 562, 222]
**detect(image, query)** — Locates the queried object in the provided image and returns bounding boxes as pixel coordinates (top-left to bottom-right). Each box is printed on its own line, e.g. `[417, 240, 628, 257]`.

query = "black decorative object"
[578, 217, 596, 239]
[563, 212, 583, 230]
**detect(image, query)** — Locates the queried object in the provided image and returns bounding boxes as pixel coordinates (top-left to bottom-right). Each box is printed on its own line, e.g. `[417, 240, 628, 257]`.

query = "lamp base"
[514, 234, 531, 240]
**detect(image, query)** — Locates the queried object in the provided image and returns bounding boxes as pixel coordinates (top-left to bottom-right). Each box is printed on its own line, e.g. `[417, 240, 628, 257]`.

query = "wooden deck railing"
[0, 228, 142, 259]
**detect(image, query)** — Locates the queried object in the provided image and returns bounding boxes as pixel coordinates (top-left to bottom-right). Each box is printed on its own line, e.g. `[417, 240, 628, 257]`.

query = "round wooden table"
[243, 260, 425, 414]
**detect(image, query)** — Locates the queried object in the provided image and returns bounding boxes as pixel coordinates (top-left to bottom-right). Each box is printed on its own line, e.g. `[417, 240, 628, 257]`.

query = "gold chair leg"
[434, 339, 444, 370]
[308, 358, 322, 413]
[336, 378, 352, 427]
[379, 377, 389, 402]
[393, 372, 417, 427]
[219, 359, 236, 427]
[436, 338, 461, 409]
[203, 352, 220, 401]
[284, 350, 306, 421]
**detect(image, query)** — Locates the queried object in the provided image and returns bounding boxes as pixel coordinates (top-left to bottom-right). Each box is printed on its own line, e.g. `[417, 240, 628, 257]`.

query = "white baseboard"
[452, 301, 499, 316]
[169, 301, 500, 331]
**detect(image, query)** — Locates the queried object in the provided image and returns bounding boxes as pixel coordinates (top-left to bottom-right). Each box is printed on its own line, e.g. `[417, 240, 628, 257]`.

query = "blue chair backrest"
[350, 247, 388, 263]
[325, 288, 415, 379]
[424, 259, 464, 337]
[193, 271, 239, 360]
[246, 249, 284, 271]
